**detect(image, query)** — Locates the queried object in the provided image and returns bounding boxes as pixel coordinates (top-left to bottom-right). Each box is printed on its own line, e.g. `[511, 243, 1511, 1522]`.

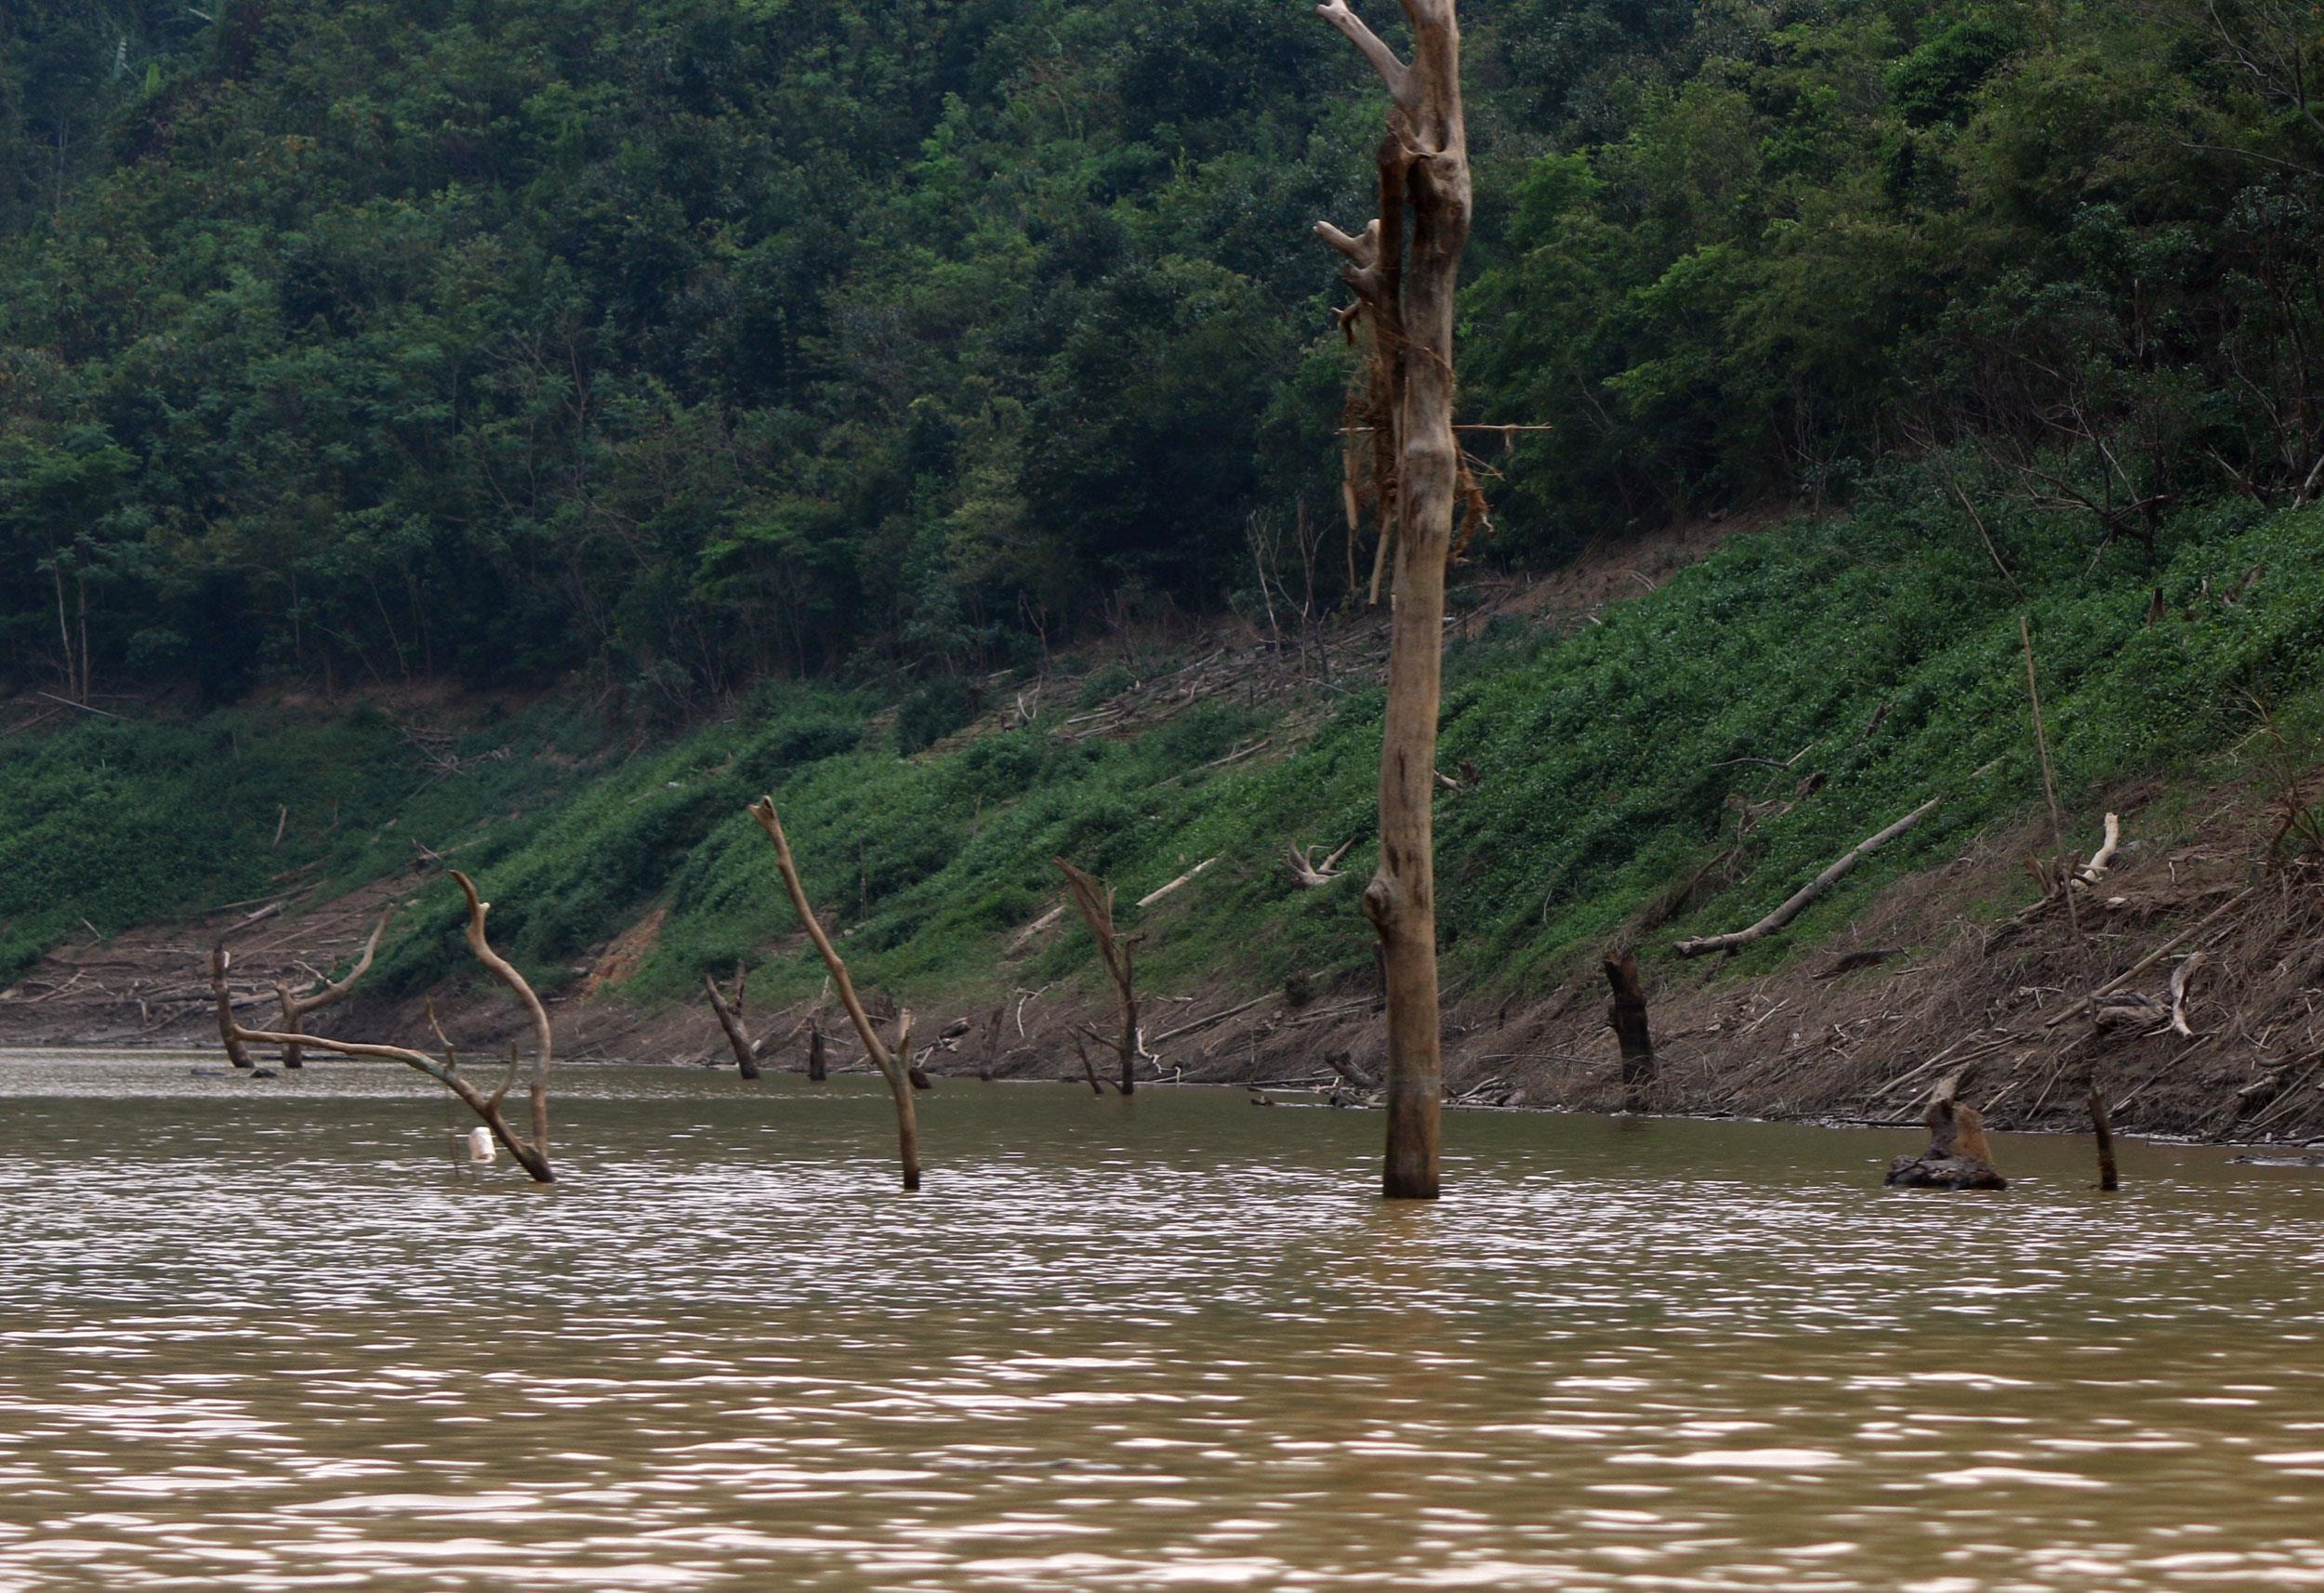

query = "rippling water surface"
[5, 1054, 2324, 1590]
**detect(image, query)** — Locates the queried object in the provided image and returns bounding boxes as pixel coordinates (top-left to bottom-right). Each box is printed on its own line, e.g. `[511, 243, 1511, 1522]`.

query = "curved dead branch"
[271, 910, 392, 1069]
[452, 871, 552, 1153]
[1287, 836, 1357, 888]
[1315, 0, 1414, 111]
[228, 1019, 552, 1181]
[218, 878, 555, 1182]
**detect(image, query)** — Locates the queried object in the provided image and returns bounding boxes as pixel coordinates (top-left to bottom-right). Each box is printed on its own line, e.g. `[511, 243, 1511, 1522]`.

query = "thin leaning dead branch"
[1674, 797, 1943, 958]
[748, 796, 921, 1190]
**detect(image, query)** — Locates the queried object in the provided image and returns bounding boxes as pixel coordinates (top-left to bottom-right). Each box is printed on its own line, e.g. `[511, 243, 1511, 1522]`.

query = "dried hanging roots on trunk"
[221, 873, 556, 1182]
[747, 796, 922, 1191]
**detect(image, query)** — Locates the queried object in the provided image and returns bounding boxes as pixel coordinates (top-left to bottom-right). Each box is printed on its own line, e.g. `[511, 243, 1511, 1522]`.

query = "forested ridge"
[4, 0, 2320, 709]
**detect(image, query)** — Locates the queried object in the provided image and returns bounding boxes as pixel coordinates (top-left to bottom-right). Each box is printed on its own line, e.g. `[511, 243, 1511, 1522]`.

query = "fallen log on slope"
[1675, 797, 1942, 958]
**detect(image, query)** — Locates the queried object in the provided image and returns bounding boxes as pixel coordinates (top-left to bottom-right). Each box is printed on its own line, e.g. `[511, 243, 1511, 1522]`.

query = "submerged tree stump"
[1885, 1093, 2008, 1191]
[1602, 948, 1654, 1112]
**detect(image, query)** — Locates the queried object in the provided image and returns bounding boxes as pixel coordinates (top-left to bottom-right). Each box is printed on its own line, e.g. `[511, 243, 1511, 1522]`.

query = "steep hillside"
[7, 491, 2321, 1140]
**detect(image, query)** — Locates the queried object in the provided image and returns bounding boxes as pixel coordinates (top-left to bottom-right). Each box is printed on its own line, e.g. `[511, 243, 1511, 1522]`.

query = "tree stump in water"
[1885, 1095, 2008, 1191]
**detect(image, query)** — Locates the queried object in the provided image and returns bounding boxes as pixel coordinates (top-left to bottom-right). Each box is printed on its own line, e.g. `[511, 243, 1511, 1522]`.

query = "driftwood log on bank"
[1676, 796, 1942, 958]
[1314, 0, 1473, 1201]
[270, 911, 390, 1070]
[222, 871, 556, 1182]
[747, 796, 922, 1191]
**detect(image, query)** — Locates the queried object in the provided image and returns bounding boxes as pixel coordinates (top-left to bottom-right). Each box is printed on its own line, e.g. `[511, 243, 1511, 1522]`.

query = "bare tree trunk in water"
[1055, 859, 1141, 1095]
[748, 796, 921, 1190]
[1076, 1036, 1107, 1097]
[978, 1005, 1002, 1081]
[2091, 1079, 2120, 1191]
[1314, 0, 1472, 1198]
[1603, 949, 1655, 1112]
[806, 1022, 828, 1081]
[271, 911, 392, 1070]
[221, 875, 556, 1182]
[209, 944, 254, 1070]
[705, 961, 762, 1079]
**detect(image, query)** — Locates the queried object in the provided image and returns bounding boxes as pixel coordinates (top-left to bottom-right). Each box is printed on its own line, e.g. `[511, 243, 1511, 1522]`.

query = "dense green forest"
[3, 0, 2320, 707]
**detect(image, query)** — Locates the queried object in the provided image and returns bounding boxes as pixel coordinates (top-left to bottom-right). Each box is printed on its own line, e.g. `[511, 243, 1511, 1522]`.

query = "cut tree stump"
[1885, 1079, 2007, 1191]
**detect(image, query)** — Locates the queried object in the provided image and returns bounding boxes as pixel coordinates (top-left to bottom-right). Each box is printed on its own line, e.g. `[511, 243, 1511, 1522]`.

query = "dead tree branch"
[271, 911, 391, 1070]
[1674, 797, 1943, 957]
[1287, 836, 1355, 887]
[452, 871, 553, 1155]
[209, 943, 255, 1071]
[705, 961, 762, 1079]
[1056, 858, 1141, 1096]
[748, 796, 921, 1189]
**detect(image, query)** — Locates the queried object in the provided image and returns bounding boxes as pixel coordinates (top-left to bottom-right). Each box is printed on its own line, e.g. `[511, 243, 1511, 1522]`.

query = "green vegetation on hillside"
[8, 490, 2317, 1007]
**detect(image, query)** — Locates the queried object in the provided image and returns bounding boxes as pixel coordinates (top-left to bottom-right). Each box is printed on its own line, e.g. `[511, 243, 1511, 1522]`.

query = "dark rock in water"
[1884, 1095, 2008, 1191]
[1886, 1152, 2008, 1190]
[251, 1068, 279, 1079]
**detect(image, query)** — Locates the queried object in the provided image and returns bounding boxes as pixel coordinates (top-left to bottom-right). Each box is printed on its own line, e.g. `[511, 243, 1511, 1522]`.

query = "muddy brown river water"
[3, 1053, 2324, 1590]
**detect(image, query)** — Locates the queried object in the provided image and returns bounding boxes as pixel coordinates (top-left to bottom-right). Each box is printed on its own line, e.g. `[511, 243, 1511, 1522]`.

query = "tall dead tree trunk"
[1055, 859, 1140, 1095]
[1603, 949, 1655, 1112]
[222, 874, 556, 1182]
[209, 943, 254, 1071]
[1314, 0, 1471, 1199]
[705, 961, 762, 1079]
[271, 911, 391, 1070]
[748, 796, 921, 1190]
[806, 1021, 828, 1081]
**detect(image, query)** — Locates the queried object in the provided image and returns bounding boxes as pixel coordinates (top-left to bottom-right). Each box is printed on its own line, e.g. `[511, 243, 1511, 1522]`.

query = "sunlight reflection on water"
[4, 1054, 2324, 1589]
